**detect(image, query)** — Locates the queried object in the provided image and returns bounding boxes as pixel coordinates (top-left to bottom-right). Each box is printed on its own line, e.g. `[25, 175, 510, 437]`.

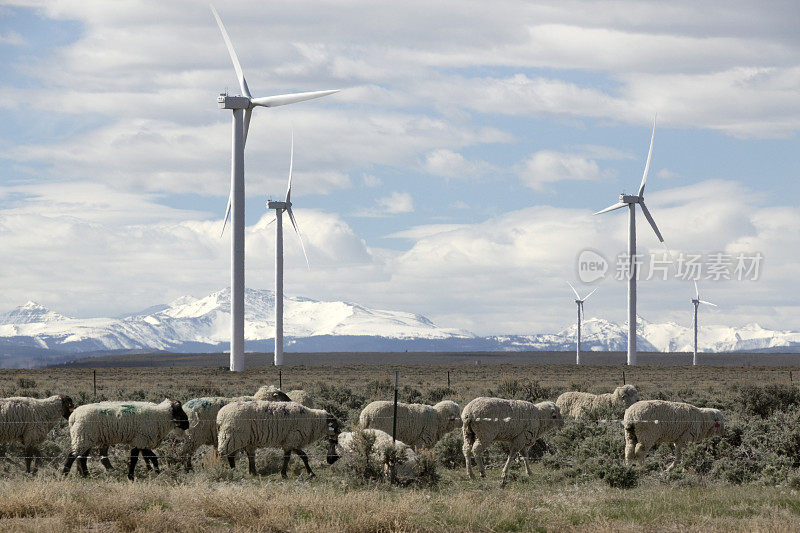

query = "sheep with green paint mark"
[180, 390, 292, 471]
[63, 399, 189, 480]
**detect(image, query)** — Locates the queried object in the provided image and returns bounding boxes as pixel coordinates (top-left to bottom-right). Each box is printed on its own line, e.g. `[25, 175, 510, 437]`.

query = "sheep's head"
[253, 385, 291, 401]
[325, 414, 342, 464]
[538, 401, 564, 429]
[702, 408, 725, 437]
[168, 399, 190, 431]
[435, 400, 461, 432]
[615, 385, 640, 407]
[59, 395, 75, 419]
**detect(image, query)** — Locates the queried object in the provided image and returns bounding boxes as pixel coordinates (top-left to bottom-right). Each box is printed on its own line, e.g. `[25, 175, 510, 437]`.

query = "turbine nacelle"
[620, 194, 641, 204]
[267, 200, 291, 211]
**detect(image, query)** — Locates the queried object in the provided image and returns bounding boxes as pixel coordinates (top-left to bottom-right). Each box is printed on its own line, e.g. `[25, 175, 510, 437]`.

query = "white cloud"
[354, 191, 414, 217]
[362, 174, 382, 187]
[0, 31, 25, 45]
[422, 149, 493, 179]
[518, 150, 603, 190]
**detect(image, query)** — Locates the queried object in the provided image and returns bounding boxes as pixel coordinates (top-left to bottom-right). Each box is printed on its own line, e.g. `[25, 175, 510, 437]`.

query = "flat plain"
[1, 354, 800, 532]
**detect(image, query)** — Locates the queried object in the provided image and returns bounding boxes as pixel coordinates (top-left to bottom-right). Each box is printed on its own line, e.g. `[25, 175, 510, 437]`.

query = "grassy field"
[1, 361, 800, 531]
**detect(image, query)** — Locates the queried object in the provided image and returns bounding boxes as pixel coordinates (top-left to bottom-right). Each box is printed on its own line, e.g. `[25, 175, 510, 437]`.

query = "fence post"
[93, 369, 97, 399]
[392, 371, 399, 444]
[447, 371, 450, 388]
[622, 371, 626, 385]
[791, 371, 793, 384]
[279, 370, 282, 390]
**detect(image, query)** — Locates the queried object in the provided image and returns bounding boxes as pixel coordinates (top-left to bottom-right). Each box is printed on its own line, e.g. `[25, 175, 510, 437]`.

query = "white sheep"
[329, 429, 418, 479]
[216, 400, 340, 478]
[254, 385, 314, 407]
[0, 395, 74, 473]
[178, 389, 293, 471]
[555, 384, 639, 419]
[62, 399, 189, 480]
[623, 400, 724, 472]
[461, 397, 564, 487]
[358, 400, 461, 449]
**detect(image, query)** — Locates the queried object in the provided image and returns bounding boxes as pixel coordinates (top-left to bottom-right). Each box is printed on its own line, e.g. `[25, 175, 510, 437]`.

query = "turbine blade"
[639, 201, 664, 242]
[583, 287, 598, 301]
[594, 201, 627, 215]
[638, 114, 657, 197]
[567, 281, 580, 299]
[286, 207, 310, 269]
[243, 108, 252, 147]
[210, 5, 252, 98]
[220, 194, 232, 236]
[250, 89, 339, 108]
[693, 279, 700, 299]
[699, 300, 718, 307]
[286, 130, 293, 203]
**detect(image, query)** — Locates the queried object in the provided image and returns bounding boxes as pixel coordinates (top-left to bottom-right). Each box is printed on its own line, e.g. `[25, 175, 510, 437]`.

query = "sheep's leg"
[281, 449, 291, 479]
[521, 446, 532, 476]
[77, 451, 90, 477]
[500, 444, 522, 488]
[127, 447, 140, 481]
[634, 443, 648, 467]
[24, 445, 40, 474]
[62, 452, 77, 476]
[472, 440, 486, 478]
[97, 446, 114, 471]
[246, 447, 257, 476]
[142, 449, 159, 474]
[226, 454, 236, 469]
[624, 440, 635, 465]
[294, 449, 315, 478]
[463, 435, 474, 479]
[666, 443, 683, 473]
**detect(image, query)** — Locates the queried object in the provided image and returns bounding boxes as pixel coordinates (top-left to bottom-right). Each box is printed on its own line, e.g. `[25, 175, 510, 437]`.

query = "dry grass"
[0, 363, 799, 531]
[0, 474, 798, 532]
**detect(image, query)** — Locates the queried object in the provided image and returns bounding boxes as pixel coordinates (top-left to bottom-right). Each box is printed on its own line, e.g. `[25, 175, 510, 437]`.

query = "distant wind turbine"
[567, 282, 597, 365]
[268, 133, 310, 367]
[594, 115, 664, 366]
[691, 280, 717, 366]
[211, 5, 338, 371]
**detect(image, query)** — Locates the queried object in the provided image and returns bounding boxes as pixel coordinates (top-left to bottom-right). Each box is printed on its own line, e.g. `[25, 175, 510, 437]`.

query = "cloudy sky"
[0, 0, 798, 335]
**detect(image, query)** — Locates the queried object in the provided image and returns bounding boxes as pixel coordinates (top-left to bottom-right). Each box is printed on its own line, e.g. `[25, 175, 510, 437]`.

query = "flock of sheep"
[0, 383, 725, 486]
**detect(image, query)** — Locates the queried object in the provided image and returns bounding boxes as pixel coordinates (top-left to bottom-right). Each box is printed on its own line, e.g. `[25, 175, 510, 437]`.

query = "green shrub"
[602, 463, 638, 489]
[435, 431, 465, 469]
[738, 384, 800, 418]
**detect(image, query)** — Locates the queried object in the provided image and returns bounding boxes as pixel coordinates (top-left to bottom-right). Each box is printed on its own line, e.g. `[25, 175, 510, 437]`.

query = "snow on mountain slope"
[0, 288, 474, 355]
[0, 289, 798, 360]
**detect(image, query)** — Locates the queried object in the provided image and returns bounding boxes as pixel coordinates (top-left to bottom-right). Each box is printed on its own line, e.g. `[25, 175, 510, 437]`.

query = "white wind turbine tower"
[268, 133, 310, 367]
[211, 5, 338, 372]
[567, 282, 597, 365]
[594, 116, 664, 366]
[691, 280, 717, 366]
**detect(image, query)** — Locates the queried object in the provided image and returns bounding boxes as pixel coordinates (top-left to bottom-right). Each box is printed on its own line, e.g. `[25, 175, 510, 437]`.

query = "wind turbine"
[268, 133, 309, 367]
[691, 280, 717, 366]
[594, 116, 664, 366]
[211, 5, 338, 372]
[567, 282, 597, 365]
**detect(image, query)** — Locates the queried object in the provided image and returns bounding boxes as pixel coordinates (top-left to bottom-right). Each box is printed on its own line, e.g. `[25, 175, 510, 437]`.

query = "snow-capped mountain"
[0, 289, 798, 367]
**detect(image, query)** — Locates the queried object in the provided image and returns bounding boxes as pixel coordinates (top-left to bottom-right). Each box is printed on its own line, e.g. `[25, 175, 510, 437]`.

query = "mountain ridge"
[1, 288, 798, 368]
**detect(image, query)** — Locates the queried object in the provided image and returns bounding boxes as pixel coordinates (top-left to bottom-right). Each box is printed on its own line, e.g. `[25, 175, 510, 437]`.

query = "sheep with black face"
[63, 398, 189, 480]
[216, 400, 340, 478]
